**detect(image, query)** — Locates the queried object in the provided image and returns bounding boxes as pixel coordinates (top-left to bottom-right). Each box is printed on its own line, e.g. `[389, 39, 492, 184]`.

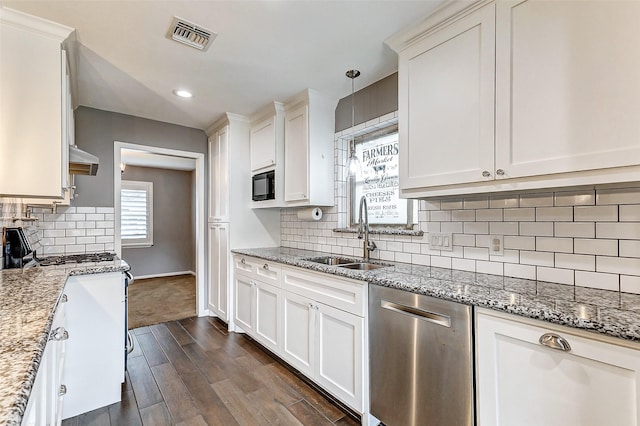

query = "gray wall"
[73, 107, 208, 207]
[335, 72, 398, 132]
[121, 165, 195, 276]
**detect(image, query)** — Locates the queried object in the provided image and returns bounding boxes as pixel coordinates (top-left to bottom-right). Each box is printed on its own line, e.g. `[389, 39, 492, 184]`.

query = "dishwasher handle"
[381, 300, 451, 328]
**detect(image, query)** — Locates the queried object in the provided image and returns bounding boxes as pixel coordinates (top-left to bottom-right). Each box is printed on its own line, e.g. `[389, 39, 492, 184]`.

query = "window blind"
[121, 181, 153, 247]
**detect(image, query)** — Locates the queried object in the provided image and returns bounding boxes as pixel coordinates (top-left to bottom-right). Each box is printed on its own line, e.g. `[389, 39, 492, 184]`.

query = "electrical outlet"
[429, 232, 453, 251]
[490, 235, 504, 256]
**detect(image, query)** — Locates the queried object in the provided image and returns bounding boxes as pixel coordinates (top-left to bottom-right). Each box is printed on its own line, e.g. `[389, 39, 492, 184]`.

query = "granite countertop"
[0, 259, 130, 426]
[232, 247, 640, 343]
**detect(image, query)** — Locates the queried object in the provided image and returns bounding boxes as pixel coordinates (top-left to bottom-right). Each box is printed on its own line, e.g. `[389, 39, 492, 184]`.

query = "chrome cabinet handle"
[482, 170, 491, 177]
[59, 385, 67, 396]
[496, 169, 505, 176]
[539, 333, 571, 352]
[61, 294, 68, 303]
[50, 327, 69, 341]
[127, 332, 135, 354]
[263, 264, 269, 270]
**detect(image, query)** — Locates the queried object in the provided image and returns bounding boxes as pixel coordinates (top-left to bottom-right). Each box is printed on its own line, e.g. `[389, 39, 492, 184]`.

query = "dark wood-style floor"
[61, 317, 359, 426]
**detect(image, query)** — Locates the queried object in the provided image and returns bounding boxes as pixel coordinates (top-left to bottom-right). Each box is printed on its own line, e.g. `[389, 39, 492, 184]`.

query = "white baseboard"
[133, 270, 195, 280]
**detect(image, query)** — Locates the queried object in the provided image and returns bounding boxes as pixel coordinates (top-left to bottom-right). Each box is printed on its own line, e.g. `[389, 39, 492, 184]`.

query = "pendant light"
[346, 69, 362, 177]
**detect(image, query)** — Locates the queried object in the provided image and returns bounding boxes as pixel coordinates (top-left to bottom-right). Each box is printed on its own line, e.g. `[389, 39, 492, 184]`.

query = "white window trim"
[121, 180, 153, 248]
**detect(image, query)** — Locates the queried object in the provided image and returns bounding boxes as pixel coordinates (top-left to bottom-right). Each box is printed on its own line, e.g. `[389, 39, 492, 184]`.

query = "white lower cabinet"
[476, 309, 640, 426]
[233, 272, 255, 334]
[233, 257, 282, 354]
[23, 297, 68, 426]
[281, 290, 364, 410]
[282, 291, 315, 377]
[254, 280, 280, 353]
[62, 272, 125, 420]
[233, 256, 367, 414]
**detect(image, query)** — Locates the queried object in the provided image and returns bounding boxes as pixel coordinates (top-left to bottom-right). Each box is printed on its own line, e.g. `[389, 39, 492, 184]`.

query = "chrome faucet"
[358, 195, 377, 260]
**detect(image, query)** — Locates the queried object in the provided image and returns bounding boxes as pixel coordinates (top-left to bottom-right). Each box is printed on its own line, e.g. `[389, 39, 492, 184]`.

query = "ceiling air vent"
[168, 17, 216, 51]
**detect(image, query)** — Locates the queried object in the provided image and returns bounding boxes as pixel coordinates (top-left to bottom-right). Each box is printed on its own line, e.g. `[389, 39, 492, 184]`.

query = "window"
[121, 180, 153, 248]
[350, 128, 415, 228]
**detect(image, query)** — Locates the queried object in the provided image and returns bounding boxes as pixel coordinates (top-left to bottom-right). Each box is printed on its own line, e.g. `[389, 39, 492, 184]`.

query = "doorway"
[114, 142, 206, 318]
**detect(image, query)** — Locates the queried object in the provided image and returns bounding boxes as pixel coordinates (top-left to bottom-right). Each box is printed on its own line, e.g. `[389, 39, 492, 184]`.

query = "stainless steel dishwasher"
[369, 285, 474, 426]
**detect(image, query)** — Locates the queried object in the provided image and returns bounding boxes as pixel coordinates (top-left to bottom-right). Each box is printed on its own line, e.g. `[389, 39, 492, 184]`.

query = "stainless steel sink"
[339, 262, 388, 270]
[305, 256, 391, 271]
[305, 256, 360, 266]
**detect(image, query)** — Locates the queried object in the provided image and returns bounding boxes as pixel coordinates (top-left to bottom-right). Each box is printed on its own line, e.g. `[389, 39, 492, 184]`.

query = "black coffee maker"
[2, 227, 35, 269]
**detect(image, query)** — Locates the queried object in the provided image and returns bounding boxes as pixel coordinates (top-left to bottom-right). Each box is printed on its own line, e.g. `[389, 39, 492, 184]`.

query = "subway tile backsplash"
[282, 186, 640, 293]
[280, 112, 640, 294]
[1, 204, 115, 255]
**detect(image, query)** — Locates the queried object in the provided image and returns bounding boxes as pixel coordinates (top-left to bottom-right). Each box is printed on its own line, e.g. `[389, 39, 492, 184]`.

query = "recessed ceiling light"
[173, 89, 193, 98]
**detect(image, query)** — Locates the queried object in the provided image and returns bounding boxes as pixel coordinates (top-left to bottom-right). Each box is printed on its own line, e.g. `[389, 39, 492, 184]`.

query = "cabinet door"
[495, 0, 640, 179]
[282, 291, 315, 378]
[62, 272, 125, 419]
[398, 3, 495, 189]
[250, 116, 276, 172]
[208, 126, 229, 221]
[254, 281, 280, 353]
[233, 273, 254, 333]
[284, 104, 310, 202]
[315, 302, 364, 412]
[208, 223, 229, 320]
[0, 12, 70, 198]
[476, 310, 640, 426]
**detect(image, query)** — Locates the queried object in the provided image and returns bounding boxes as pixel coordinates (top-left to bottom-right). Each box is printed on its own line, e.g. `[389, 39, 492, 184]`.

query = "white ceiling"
[4, 0, 444, 131]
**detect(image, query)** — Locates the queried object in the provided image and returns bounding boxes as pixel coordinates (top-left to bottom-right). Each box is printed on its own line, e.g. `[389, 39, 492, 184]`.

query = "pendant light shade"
[346, 69, 361, 178]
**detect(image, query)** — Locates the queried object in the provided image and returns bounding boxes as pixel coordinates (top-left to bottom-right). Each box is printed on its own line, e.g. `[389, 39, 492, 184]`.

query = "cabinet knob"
[539, 333, 571, 352]
[496, 169, 505, 176]
[250, 281, 256, 287]
[59, 385, 67, 396]
[263, 264, 269, 270]
[482, 171, 491, 178]
[61, 294, 68, 303]
[50, 327, 69, 341]
[241, 258, 246, 265]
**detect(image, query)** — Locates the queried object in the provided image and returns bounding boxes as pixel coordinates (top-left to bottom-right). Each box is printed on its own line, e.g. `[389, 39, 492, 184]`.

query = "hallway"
[128, 275, 197, 329]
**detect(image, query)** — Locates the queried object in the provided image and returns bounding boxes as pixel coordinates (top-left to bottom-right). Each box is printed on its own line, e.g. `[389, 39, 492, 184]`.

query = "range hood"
[69, 145, 99, 176]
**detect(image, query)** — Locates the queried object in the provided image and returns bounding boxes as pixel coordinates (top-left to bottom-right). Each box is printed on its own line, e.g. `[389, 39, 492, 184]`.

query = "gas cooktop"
[37, 252, 117, 267]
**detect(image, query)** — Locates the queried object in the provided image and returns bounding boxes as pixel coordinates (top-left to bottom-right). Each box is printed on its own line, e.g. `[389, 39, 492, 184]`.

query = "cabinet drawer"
[282, 267, 366, 317]
[233, 255, 257, 276]
[233, 255, 281, 287]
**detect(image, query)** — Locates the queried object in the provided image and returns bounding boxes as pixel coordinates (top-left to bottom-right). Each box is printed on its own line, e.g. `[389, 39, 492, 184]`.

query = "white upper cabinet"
[495, 0, 640, 179]
[0, 7, 74, 198]
[284, 89, 336, 207]
[208, 124, 230, 222]
[250, 101, 284, 173]
[250, 101, 285, 208]
[388, 0, 640, 197]
[399, 2, 495, 189]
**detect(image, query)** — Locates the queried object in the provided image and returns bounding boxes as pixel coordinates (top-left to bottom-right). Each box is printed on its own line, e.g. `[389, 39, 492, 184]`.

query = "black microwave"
[252, 170, 275, 201]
